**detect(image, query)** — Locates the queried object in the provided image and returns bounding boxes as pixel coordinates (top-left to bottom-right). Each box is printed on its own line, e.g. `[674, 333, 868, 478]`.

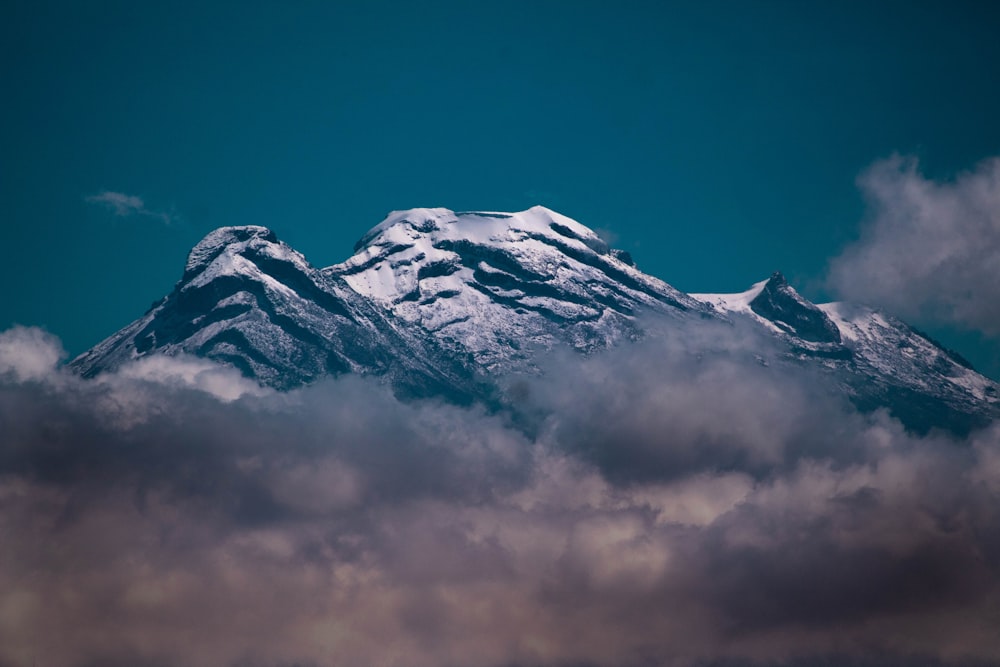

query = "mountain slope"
[693, 273, 1000, 433]
[71, 225, 471, 397]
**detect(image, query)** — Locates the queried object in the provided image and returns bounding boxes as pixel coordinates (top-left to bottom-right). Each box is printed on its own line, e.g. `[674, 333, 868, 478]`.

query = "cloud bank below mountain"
[3, 320, 1000, 667]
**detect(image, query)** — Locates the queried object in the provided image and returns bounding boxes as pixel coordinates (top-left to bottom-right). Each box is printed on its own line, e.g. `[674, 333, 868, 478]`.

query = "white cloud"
[0, 326, 64, 381]
[111, 354, 270, 402]
[828, 155, 1000, 335]
[86, 190, 174, 224]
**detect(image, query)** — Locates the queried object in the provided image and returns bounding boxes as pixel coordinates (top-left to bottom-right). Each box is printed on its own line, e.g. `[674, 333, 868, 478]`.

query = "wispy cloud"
[85, 190, 174, 224]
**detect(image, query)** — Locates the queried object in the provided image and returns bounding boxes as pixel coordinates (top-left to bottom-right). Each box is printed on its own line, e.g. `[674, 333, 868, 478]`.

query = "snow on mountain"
[71, 207, 1000, 433]
[327, 206, 709, 371]
[694, 273, 1000, 433]
[818, 301, 997, 403]
[71, 225, 467, 396]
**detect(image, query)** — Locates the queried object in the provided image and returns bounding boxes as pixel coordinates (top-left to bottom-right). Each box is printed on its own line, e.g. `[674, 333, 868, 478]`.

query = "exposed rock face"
[748, 272, 842, 344]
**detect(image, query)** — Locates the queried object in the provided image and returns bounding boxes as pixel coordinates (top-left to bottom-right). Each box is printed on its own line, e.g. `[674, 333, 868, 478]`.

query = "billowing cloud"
[1, 322, 999, 667]
[0, 326, 64, 381]
[828, 155, 1000, 336]
[86, 190, 174, 224]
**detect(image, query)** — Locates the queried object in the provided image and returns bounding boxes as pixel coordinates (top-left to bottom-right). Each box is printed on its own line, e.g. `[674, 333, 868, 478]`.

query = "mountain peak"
[692, 273, 841, 345]
[749, 272, 841, 344]
[329, 206, 700, 371]
[353, 208, 458, 252]
[350, 206, 607, 256]
[765, 270, 788, 287]
[185, 225, 280, 276]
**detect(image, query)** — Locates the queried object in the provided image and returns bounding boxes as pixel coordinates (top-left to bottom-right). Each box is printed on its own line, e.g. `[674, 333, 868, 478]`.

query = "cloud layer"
[2, 322, 1000, 667]
[829, 155, 1000, 336]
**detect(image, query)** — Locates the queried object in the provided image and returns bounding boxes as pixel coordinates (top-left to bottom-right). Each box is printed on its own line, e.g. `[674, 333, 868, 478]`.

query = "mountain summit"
[329, 206, 709, 371]
[71, 220, 467, 396]
[73, 207, 1000, 433]
[748, 271, 842, 344]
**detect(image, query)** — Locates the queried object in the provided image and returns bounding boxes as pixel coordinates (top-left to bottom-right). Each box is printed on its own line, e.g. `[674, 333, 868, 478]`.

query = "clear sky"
[4, 0, 1000, 373]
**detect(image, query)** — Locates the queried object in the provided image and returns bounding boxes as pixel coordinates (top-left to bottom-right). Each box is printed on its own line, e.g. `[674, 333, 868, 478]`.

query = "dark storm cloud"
[829, 155, 1000, 336]
[2, 323, 1000, 667]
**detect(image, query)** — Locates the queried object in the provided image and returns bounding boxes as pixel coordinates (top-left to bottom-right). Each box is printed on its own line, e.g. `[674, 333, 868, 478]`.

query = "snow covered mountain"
[70, 225, 472, 398]
[72, 207, 1000, 433]
[328, 206, 710, 372]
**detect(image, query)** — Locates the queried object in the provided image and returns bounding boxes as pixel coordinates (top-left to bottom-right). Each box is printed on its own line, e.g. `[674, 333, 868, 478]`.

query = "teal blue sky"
[4, 1, 1000, 374]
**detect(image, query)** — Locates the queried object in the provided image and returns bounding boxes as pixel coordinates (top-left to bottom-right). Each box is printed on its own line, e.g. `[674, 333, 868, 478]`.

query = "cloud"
[0, 326, 64, 381]
[2, 322, 1000, 667]
[86, 190, 174, 224]
[828, 155, 1000, 336]
[520, 318, 867, 482]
